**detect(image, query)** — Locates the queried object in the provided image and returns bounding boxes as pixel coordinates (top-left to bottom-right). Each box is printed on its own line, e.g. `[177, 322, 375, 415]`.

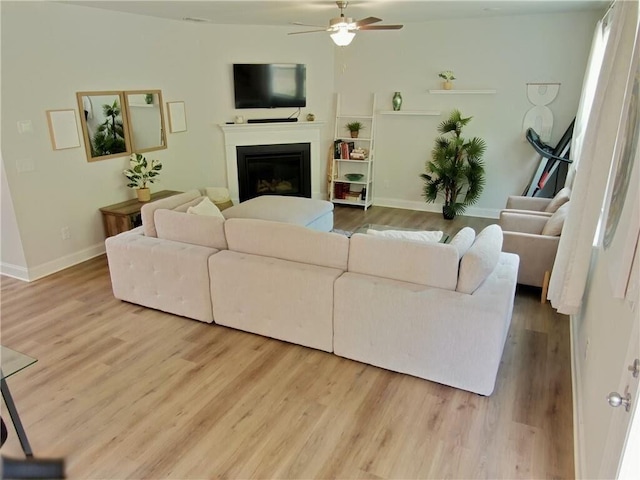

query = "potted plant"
[420, 109, 486, 220]
[124, 153, 162, 202]
[438, 70, 456, 90]
[346, 121, 364, 138]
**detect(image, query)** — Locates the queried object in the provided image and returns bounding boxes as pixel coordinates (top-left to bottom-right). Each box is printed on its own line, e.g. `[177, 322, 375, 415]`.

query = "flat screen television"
[233, 63, 306, 109]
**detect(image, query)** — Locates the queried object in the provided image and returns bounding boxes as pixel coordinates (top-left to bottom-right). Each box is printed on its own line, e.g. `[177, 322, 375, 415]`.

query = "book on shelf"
[338, 141, 355, 159]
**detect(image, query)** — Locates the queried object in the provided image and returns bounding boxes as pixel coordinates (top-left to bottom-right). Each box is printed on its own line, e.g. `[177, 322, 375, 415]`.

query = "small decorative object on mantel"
[346, 121, 364, 138]
[392, 92, 403, 111]
[421, 109, 486, 220]
[124, 153, 162, 202]
[306, 113, 316, 121]
[438, 70, 456, 90]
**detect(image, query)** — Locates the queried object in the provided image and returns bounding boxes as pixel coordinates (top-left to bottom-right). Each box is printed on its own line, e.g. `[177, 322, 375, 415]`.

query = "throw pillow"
[449, 227, 476, 257]
[187, 197, 225, 219]
[456, 224, 503, 294]
[544, 187, 571, 213]
[366, 229, 443, 243]
[541, 202, 570, 236]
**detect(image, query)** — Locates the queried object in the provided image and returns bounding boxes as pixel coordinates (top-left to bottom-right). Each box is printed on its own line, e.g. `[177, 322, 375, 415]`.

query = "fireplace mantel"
[219, 122, 326, 204]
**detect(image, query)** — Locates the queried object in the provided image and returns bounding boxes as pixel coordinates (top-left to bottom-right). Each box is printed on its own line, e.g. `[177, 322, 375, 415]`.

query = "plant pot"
[137, 188, 151, 202]
[443, 80, 453, 90]
[350, 131, 359, 138]
[442, 205, 456, 220]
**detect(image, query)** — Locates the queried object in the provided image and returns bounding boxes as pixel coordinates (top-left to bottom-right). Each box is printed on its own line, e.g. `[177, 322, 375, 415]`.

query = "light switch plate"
[16, 158, 35, 173]
[17, 120, 33, 134]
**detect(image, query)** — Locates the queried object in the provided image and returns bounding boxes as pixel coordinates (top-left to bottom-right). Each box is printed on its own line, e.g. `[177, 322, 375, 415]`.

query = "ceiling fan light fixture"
[331, 26, 355, 46]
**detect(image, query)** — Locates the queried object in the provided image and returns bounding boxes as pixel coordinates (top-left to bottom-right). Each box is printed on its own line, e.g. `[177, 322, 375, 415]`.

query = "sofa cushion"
[449, 227, 476, 257]
[187, 197, 225, 219]
[457, 224, 503, 294]
[541, 202, 570, 236]
[141, 189, 201, 237]
[544, 187, 571, 213]
[366, 229, 443, 243]
[222, 195, 334, 231]
[348, 233, 459, 290]
[224, 218, 349, 270]
[154, 209, 227, 250]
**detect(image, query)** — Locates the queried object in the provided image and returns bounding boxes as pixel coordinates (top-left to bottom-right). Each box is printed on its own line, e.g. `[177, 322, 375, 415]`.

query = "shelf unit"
[330, 94, 376, 210]
[428, 89, 497, 95]
[377, 110, 441, 116]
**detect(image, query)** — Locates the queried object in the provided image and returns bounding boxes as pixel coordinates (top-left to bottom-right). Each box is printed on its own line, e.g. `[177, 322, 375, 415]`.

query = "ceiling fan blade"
[288, 29, 328, 35]
[291, 21, 327, 28]
[355, 16, 381, 27]
[359, 24, 404, 30]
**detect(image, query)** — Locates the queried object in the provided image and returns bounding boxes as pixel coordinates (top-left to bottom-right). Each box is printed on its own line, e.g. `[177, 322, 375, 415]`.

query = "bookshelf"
[330, 93, 376, 210]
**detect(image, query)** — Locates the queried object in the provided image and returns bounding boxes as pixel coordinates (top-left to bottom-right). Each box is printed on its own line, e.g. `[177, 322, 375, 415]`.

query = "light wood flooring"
[0, 205, 573, 479]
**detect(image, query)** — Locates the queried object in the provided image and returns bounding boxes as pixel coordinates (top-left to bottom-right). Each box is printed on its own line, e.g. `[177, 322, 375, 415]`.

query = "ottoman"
[222, 195, 334, 231]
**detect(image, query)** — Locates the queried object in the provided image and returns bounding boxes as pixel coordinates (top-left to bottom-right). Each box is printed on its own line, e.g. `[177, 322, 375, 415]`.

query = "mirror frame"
[123, 89, 167, 154]
[76, 91, 132, 162]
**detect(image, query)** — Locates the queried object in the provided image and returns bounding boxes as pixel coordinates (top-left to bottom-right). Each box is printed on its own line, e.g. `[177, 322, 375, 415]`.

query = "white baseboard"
[0, 262, 30, 281]
[570, 314, 586, 479]
[372, 197, 500, 219]
[2, 243, 106, 282]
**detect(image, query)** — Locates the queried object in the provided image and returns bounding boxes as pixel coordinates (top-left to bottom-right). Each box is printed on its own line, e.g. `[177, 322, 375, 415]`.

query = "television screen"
[233, 64, 306, 109]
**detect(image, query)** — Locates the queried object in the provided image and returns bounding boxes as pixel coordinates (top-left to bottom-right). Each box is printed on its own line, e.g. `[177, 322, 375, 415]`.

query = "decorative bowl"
[345, 173, 364, 181]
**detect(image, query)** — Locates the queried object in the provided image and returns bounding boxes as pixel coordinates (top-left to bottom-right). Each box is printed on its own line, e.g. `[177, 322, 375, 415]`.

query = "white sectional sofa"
[105, 190, 519, 395]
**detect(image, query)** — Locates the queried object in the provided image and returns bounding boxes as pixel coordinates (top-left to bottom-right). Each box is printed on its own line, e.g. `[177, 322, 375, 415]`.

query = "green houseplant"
[124, 153, 162, 202]
[92, 99, 127, 156]
[346, 121, 364, 138]
[420, 109, 486, 219]
[438, 70, 456, 90]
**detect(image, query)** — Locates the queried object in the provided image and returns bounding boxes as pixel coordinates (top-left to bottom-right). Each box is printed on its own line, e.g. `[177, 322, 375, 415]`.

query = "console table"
[99, 190, 181, 237]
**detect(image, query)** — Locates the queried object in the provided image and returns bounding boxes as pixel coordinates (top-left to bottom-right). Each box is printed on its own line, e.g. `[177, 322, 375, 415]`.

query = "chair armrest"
[499, 212, 548, 234]
[499, 209, 552, 218]
[505, 196, 551, 211]
[502, 232, 560, 287]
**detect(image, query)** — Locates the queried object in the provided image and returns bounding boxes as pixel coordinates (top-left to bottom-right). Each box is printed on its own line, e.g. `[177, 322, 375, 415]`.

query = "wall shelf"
[428, 89, 497, 95]
[377, 110, 441, 116]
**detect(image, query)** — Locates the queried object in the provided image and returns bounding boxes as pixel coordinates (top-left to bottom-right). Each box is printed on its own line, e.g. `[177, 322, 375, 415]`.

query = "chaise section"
[105, 227, 219, 323]
[334, 230, 519, 396]
[209, 219, 349, 351]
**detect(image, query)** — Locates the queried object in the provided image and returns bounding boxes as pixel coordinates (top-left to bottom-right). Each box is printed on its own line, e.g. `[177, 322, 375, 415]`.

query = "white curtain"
[549, 0, 640, 314]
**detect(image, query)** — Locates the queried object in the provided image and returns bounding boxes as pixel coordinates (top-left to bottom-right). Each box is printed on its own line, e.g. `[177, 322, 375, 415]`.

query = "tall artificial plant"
[420, 109, 486, 219]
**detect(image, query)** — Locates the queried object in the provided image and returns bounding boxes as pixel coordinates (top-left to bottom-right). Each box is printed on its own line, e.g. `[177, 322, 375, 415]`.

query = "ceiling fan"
[289, 1, 404, 46]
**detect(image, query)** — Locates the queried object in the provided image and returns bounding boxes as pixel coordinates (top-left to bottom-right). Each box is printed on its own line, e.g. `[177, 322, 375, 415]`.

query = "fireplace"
[236, 143, 311, 202]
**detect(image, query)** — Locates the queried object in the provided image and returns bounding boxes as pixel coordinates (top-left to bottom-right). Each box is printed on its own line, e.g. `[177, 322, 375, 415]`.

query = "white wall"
[0, 1, 334, 280]
[0, 2, 598, 279]
[334, 11, 600, 215]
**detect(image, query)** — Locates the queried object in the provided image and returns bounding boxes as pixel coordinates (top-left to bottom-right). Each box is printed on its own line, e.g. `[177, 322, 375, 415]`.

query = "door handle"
[607, 388, 632, 412]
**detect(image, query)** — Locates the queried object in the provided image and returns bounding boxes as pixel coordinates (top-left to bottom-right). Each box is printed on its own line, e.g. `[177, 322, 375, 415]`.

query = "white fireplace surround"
[219, 122, 326, 204]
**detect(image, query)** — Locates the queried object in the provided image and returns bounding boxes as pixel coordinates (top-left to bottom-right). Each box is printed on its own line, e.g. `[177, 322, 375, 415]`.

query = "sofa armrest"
[499, 211, 548, 234]
[505, 196, 551, 211]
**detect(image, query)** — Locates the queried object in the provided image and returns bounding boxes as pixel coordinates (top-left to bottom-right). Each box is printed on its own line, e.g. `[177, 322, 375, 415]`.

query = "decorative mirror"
[76, 91, 131, 162]
[123, 90, 167, 153]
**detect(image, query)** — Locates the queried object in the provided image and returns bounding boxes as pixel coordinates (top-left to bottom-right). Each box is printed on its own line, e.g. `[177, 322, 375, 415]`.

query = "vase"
[443, 81, 453, 90]
[350, 131, 359, 138]
[442, 205, 456, 220]
[137, 188, 151, 202]
[392, 92, 402, 111]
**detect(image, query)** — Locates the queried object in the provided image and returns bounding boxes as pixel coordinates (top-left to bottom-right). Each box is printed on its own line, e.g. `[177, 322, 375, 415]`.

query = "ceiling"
[64, 1, 608, 26]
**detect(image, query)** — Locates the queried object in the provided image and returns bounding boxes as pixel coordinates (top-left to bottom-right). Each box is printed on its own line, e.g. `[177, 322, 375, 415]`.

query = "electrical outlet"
[61, 227, 70, 240]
